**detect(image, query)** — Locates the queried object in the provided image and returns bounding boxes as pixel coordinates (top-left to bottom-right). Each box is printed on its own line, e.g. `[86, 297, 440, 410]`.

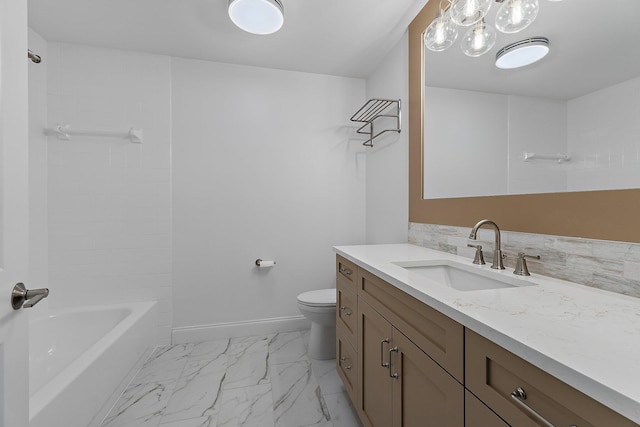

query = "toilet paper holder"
[255, 259, 276, 267]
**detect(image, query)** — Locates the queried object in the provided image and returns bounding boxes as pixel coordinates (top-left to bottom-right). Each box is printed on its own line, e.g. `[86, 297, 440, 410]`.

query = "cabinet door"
[358, 268, 464, 382]
[391, 330, 464, 427]
[465, 391, 510, 427]
[358, 300, 394, 427]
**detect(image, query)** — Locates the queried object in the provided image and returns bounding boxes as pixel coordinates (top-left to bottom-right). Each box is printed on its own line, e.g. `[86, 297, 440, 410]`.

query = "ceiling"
[28, 0, 428, 78]
[425, 0, 640, 100]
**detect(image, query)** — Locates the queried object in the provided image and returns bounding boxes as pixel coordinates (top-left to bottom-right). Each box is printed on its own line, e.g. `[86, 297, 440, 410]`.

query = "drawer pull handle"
[339, 356, 352, 370]
[388, 346, 399, 379]
[339, 267, 353, 277]
[380, 338, 390, 368]
[510, 387, 556, 427]
[340, 306, 352, 316]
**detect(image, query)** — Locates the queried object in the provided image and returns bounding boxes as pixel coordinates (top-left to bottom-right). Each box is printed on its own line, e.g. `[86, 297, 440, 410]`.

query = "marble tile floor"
[100, 331, 362, 427]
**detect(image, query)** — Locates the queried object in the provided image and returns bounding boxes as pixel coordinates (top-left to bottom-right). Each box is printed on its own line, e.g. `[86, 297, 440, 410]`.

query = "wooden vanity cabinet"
[334, 255, 640, 427]
[336, 255, 357, 292]
[336, 324, 357, 403]
[391, 324, 464, 427]
[466, 330, 639, 427]
[358, 268, 464, 382]
[335, 255, 359, 405]
[356, 288, 463, 427]
[357, 299, 393, 427]
[465, 391, 509, 427]
[336, 278, 357, 345]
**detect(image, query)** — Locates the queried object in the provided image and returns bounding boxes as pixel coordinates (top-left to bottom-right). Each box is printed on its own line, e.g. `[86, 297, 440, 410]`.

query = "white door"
[0, 0, 31, 425]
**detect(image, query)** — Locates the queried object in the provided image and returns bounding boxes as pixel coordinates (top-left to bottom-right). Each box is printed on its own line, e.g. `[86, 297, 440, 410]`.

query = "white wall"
[46, 43, 173, 343]
[567, 76, 640, 191]
[171, 58, 366, 336]
[423, 77, 640, 198]
[424, 87, 509, 198]
[424, 87, 567, 198]
[507, 96, 567, 194]
[364, 33, 409, 244]
[36, 40, 367, 343]
[28, 29, 49, 299]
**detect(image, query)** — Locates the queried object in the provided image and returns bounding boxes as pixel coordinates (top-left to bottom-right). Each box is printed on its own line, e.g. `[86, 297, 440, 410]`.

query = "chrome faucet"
[469, 219, 505, 270]
[513, 252, 540, 276]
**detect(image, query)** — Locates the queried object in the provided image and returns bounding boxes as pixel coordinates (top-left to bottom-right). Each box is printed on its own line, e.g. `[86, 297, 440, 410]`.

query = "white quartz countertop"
[334, 243, 640, 424]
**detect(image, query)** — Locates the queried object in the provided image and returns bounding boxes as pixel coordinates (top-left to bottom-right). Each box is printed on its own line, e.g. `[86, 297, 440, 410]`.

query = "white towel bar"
[523, 152, 570, 163]
[44, 124, 143, 143]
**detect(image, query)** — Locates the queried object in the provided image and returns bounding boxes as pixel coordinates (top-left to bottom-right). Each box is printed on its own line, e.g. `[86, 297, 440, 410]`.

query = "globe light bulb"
[495, 0, 539, 34]
[461, 19, 497, 57]
[424, 8, 459, 52]
[450, 0, 492, 26]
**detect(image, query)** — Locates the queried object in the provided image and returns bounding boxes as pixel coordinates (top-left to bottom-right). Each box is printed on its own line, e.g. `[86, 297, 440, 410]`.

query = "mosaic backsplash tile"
[409, 222, 640, 299]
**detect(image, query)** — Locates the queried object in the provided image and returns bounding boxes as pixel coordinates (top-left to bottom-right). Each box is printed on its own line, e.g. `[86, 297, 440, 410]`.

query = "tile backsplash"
[409, 222, 640, 298]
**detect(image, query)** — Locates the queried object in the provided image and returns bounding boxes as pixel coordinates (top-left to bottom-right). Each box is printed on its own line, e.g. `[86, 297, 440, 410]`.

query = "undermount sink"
[393, 260, 536, 292]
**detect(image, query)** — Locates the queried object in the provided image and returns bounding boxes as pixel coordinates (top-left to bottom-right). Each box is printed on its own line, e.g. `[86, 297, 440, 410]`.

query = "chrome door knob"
[11, 283, 49, 310]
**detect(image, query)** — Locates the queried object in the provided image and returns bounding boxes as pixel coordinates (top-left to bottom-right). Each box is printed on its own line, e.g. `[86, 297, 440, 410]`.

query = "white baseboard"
[171, 315, 311, 344]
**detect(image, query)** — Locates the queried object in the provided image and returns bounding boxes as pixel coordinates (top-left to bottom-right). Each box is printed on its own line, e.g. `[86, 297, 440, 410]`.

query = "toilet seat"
[297, 289, 336, 307]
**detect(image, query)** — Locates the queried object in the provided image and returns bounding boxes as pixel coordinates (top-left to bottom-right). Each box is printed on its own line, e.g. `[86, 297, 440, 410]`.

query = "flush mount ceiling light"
[228, 0, 284, 35]
[495, 36, 549, 69]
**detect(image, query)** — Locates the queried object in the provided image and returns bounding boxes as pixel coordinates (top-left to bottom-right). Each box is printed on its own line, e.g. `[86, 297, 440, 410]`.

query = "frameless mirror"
[423, 0, 640, 199]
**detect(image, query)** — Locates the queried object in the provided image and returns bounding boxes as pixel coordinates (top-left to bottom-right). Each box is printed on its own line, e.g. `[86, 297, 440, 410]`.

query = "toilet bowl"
[297, 289, 336, 360]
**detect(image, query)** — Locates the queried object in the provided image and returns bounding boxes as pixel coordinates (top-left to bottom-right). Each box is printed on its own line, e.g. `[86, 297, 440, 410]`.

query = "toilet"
[297, 288, 336, 360]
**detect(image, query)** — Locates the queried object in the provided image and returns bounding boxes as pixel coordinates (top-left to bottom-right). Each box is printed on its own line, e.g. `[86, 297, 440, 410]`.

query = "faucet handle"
[467, 244, 485, 265]
[513, 252, 540, 276]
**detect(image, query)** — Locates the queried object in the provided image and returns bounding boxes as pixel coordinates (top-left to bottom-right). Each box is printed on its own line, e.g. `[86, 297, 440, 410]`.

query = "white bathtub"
[29, 301, 157, 427]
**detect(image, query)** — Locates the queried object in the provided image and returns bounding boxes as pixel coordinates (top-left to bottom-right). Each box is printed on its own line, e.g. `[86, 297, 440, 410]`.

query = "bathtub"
[29, 301, 157, 427]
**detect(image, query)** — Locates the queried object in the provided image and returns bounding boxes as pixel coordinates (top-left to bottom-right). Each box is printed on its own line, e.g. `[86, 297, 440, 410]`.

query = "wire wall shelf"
[350, 98, 401, 147]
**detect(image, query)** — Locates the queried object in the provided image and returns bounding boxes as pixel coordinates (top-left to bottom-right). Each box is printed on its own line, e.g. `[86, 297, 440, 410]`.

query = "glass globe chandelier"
[425, 0, 554, 68]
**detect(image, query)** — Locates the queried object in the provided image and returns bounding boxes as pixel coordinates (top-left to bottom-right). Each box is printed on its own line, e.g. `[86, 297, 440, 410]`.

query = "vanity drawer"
[336, 323, 358, 405]
[336, 278, 357, 346]
[357, 268, 464, 382]
[466, 330, 639, 427]
[336, 255, 358, 292]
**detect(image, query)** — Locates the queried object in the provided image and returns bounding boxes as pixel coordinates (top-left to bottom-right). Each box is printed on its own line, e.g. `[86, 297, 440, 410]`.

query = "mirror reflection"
[423, 0, 640, 199]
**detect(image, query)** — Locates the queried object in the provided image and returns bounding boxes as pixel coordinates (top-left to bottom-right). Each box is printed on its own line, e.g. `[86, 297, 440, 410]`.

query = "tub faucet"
[469, 219, 505, 270]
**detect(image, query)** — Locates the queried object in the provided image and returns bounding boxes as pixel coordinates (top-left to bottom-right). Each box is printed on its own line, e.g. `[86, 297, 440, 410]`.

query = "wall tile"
[410, 222, 640, 298]
[624, 261, 640, 281]
[47, 43, 172, 342]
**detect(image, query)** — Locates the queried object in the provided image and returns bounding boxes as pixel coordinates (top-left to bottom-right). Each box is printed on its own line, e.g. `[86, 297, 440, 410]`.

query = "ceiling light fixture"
[461, 19, 497, 57]
[425, 0, 551, 60]
[495, 0, 539, 33]
[424, 3, 459, 52]
[228, 0, 284, 35]
[450, 0, 493, 26]
[495, 37, 549, 69]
